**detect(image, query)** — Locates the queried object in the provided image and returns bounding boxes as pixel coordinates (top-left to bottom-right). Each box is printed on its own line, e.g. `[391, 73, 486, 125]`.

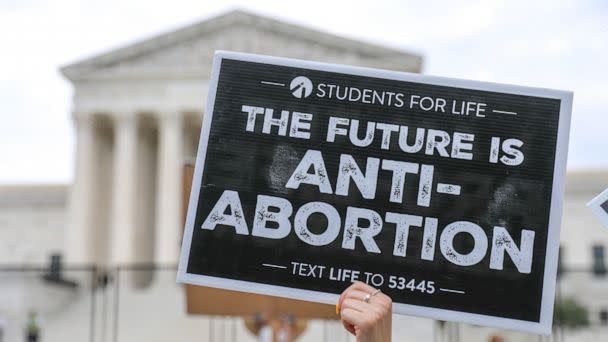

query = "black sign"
[178, 51, 572, 334]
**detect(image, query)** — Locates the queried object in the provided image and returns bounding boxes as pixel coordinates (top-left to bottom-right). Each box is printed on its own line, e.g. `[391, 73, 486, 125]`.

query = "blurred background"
[0, 1, 607, 341]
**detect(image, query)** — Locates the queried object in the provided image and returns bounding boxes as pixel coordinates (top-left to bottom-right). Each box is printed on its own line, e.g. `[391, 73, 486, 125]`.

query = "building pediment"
[61, 10, 422, 82]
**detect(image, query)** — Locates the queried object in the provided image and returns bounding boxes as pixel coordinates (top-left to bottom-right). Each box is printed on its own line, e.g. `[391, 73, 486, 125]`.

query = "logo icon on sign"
[290, 76, 313, 99]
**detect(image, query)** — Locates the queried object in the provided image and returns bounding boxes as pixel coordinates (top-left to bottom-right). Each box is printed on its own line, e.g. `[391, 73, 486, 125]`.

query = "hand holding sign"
[338, 282, 392, 342]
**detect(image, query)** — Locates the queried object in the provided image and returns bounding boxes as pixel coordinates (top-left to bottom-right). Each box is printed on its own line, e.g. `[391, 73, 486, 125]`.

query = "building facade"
[59, 9, 422, 268]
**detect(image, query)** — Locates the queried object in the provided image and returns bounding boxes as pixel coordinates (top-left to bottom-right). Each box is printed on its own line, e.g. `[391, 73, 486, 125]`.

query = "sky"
[0, 0, 606, 184]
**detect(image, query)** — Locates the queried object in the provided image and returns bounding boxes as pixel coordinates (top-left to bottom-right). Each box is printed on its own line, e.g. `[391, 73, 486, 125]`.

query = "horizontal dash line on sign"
[439, 288, 466, 294]
[437, 183, 461, 195]
[262, 263, 287, 269]
[492, 110, 517, 115]
[260, 81, 285, 86]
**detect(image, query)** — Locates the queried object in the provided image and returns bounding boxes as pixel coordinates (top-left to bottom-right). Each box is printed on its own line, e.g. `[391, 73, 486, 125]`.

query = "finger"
[349, 281, 378, 294]
[345, 289, 385, 311]
[344, 289, 372, 303]
[348, 283, 392, 310]
[337, 282, 357, 312]
[375, 292, 393, 309]
[336, 281, 376, 312]
[341, 320, 356, 336]
[341, 298, 373, 314]
[338, 282, 366, 313]
[340, 308, 365, 329]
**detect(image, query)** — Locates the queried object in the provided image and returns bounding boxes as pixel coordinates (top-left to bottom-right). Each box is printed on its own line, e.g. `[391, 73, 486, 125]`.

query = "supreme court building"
[60, 10, 422, 269]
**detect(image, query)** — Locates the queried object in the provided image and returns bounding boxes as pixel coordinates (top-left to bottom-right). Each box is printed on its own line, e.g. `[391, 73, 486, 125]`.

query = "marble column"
[110, 114, 138, 265]
[155, 113, 183, 265]
[66, 114, 97, 264]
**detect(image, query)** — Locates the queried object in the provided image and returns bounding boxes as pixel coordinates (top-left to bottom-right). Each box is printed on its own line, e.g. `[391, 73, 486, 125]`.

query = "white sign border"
[177, 50, 573, 335]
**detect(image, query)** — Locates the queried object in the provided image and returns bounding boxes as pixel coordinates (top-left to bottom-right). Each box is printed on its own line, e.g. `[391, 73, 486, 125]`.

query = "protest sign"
[177, 51, 572, 334]
[588, 188, 608, 229]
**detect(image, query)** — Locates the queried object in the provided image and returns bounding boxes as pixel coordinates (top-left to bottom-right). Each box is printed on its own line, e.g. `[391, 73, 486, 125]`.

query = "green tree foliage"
[553, 298, 590, 330]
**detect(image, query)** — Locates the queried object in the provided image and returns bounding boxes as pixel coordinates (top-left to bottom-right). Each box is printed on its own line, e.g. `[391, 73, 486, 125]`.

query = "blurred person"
[489, 334, 505, 342]
[24, 312, 40, 342]
[253, 313, 272, 342]
[337, 281, 392, 342]
[277, 315, 295, 342]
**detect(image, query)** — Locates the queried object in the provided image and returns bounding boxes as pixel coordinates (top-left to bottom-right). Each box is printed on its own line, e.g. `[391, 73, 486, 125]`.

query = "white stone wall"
[0, 186, 66, 264]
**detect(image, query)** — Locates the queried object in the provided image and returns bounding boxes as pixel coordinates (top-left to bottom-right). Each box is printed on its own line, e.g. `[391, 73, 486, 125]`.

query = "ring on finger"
[362, 289, 381, 303]
[362, 293, 371, 303]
